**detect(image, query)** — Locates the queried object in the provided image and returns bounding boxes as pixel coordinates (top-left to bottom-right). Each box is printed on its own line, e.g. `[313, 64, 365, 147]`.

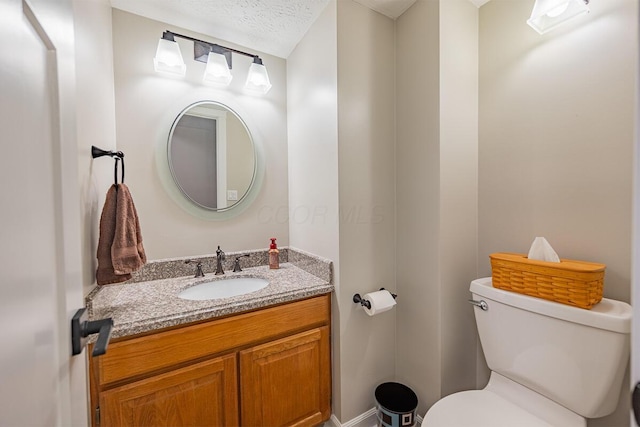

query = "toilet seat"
[421, 390, 553, 427]
[421, 373, 586, 427]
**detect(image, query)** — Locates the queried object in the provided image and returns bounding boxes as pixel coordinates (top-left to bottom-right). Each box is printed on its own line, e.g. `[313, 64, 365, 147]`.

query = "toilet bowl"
[422, 277, 631, 427]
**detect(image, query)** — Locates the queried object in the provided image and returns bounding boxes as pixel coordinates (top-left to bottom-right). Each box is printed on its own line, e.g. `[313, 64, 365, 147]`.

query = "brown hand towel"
[96, 185, 130, 285]
[111, 183, 147, 275]
[96, 184, 146, 285]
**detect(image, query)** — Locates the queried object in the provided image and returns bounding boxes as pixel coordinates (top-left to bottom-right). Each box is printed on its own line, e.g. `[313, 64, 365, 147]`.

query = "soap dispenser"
[269, 238, 279, 269]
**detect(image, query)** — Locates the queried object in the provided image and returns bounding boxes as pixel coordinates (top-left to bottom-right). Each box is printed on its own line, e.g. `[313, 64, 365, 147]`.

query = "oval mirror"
[167, 101, 256, 212]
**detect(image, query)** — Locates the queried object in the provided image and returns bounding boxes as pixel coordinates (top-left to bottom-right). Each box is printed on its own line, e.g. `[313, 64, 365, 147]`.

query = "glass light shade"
[203, 52, 233, 85]
[527, 0, 589, 34]
[546, 2, 569, 17]
[153, 38, 186, 76]
[245, 62, 272, 94]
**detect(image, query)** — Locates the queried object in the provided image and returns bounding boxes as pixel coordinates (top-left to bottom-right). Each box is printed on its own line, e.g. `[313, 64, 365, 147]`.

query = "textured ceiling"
[353, 0, 417, 19]
[469, 0, 491, 7]
[110, 0, 331, 58]
[354, 0, 491, 17]
[110, 0, 491, 59]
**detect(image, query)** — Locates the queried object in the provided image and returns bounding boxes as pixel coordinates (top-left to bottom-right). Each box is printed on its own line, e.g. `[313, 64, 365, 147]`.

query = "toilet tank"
[470, 277, 631, 419]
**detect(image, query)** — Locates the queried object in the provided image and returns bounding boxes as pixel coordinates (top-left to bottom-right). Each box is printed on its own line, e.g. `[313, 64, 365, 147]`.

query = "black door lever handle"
[633, 382, 640, 425]
[71, 308, 113, 357]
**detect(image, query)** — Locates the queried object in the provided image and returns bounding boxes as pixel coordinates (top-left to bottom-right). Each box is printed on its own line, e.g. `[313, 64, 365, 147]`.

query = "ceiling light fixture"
[153, 30, 271, 94]
[527, 0, 590, 34]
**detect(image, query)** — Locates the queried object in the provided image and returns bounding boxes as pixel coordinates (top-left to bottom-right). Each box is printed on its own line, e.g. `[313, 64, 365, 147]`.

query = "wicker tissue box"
[489, 252, 605, 309]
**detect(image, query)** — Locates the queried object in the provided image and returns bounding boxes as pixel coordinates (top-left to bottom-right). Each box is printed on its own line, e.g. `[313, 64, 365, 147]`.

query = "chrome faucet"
[185, 259, 205, 278]
[215, 246, 226, 275]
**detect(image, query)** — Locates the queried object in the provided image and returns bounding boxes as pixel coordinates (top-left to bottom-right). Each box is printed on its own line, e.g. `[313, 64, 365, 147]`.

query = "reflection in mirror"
[168, 101, 256, 211]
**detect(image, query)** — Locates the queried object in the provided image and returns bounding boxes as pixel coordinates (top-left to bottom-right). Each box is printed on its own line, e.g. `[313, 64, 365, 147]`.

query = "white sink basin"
[178, 277, 269, 301]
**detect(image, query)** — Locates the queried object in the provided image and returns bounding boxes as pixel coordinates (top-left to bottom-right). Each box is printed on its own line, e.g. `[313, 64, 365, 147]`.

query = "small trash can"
[375, 382, 418, 427]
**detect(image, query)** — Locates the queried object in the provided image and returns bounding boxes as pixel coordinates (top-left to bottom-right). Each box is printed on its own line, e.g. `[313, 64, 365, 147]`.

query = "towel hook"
[92, 146, 125, 187]
[91, 145, 124, 160]
[113, 157, 125, 186]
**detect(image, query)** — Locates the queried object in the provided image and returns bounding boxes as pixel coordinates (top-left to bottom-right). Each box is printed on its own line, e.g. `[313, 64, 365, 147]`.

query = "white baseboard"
[326, 408, 377, 427]
[326, 409, 424, 427]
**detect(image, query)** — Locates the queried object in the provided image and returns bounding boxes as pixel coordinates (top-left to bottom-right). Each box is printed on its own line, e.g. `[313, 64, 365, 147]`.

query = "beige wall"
[286, 0, 342, 417]
[396, 0, 479, 415]
[287, 2, 340, 263]
[288, 0, 396, 422]
[395, 0, 442, 410]
[112, 9, 289, 261]
[337, 0, 397, 421]
[438, 0, 479, 398]
[479, 0, 636, 425]
[396, 0, 441, 413]
[74, 0, 118, 296]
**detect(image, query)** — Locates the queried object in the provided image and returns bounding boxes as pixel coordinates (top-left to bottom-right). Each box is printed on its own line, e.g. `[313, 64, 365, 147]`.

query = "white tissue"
[527, 237, 560, 263]
[362, 290, 397, 316]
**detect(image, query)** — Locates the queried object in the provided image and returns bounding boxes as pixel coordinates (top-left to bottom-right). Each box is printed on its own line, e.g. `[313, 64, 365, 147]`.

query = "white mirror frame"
[156, 99, 265, 221]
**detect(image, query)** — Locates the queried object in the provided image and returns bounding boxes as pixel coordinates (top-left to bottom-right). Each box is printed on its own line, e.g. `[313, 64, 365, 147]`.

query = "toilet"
[423, 277, 631, 427]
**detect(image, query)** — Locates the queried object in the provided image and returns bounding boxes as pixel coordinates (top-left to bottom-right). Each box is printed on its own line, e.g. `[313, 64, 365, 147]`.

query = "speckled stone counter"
[86, 248, 333, 340]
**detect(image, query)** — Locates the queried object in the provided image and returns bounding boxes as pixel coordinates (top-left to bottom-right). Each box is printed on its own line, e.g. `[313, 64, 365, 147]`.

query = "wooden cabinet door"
[100, 354, 238, 427]
[240, 327, 330, 427]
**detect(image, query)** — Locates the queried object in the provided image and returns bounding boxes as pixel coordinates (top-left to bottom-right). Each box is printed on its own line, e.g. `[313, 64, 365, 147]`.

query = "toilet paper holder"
[353, 288, 397, 309]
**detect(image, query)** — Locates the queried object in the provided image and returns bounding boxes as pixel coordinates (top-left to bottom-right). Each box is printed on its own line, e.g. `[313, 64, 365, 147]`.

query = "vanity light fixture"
[153, 32, 186, 76]
[203, 50, 233, 86]
[245, 57, 272, 94]
[527, 0, 590, 34]
[153, 30, 271, 94]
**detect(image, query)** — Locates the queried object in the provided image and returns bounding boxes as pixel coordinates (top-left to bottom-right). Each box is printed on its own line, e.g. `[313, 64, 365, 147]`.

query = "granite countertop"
[87, 249, 334, 340]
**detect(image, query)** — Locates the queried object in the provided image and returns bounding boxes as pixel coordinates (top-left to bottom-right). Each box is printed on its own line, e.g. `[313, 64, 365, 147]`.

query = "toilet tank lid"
[470, 277, 631, 333]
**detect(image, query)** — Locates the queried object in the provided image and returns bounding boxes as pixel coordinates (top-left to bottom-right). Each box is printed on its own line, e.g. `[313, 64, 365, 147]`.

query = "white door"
[0, 0, 87, 426]
[633, 6, 640, 425]
[633, 142, 640, 425]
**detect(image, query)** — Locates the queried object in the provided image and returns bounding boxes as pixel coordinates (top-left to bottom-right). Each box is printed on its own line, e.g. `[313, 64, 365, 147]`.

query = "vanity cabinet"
[89, 294, 331, 427]
[100, 354, 238, 427]
[240, 327, 330, 426]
